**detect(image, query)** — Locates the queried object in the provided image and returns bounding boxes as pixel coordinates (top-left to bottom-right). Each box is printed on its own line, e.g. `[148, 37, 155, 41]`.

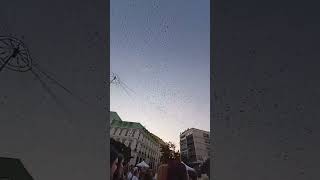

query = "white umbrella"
[136, 161, 150, 168]
[181, 162, 195, 172]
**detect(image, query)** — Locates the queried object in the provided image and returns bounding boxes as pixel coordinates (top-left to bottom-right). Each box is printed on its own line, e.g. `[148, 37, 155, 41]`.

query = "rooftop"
[180, 128, 210, 135]
[110, 111, 122, 121]
[110, 111, 165, 145]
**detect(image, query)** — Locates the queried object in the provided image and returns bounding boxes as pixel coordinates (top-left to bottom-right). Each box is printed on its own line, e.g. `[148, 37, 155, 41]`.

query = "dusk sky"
[110, 0, 210, 149]
[2, 0, 320, 179]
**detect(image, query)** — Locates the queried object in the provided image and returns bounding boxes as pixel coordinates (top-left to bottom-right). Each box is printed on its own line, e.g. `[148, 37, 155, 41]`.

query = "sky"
[110, 0, 210, 149]
[1, 0, 320, 179]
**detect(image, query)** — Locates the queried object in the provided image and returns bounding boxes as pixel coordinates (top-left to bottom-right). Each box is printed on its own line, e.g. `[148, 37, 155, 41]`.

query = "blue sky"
[110, 0, 210, 149]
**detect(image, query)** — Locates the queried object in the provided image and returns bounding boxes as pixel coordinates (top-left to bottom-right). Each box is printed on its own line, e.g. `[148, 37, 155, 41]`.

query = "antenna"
[0, 36, 32, 72]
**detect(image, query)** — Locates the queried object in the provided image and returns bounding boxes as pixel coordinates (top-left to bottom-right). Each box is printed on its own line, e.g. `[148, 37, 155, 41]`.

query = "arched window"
[132, 129, 136, 137]
[119, 128, 125, 136]
[113, 128, 118, 135]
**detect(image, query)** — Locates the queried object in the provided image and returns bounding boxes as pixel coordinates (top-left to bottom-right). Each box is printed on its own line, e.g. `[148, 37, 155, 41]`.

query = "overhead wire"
[32, 62, 90, 106]
[30, 68, 72, 120]
[112, 74, 190, 130]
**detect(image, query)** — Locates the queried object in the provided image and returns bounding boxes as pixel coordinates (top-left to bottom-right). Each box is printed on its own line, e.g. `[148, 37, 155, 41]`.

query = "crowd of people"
[111, 145, 209, 180]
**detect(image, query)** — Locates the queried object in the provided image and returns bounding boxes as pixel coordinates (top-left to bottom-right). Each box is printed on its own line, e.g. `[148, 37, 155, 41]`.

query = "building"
[110, 111, 122, 124]
[180, 128, 210, 166]
[110, 111, 165, 170]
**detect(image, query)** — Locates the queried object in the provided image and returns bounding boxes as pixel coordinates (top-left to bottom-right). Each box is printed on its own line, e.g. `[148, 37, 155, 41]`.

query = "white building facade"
[180, 128, 210, 165]
[110, 112, 164, 170]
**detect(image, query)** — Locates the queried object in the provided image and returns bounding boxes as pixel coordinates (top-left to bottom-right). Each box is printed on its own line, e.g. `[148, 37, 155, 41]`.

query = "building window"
[198, 156, 203, 161]
[131, 129, 136, 137]
[120, 128, 125, 136]
[203, 133, 209, 138]
[113, 128, 118, 135]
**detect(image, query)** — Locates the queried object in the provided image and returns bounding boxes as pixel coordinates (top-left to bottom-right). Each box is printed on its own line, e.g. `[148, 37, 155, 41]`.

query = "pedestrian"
[153, 173, 156, 180]
[111, 146, 119, 179]
[131, 169, 139, 180]
[123, 162, 130, 179]
[113, 153, 125, 180]
[187, 170, 197, 180]
[199, 174, 209, 180]
[139, 169, 145, 180]
[156, 164, 168, 180]
[151, 170, 156, 180]
[167, 160, 188, 180]
[141, 169, 153, 180]
[127, 166, 133, 180]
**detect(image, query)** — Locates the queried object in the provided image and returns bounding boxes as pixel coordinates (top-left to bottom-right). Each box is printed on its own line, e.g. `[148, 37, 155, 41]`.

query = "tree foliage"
[160, 142, 180, 164]
[110, 138, 132, 164]
[174, 150, 180, 160]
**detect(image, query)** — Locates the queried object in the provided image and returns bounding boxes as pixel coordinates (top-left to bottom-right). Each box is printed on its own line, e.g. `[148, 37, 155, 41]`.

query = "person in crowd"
[187, 170, 197, 180]
[153, 174, 157, 180]
[129, 165, 134, 170]
[140, 169, 153, 180]
[122, 163, 127, 179]
[151, 170, 156, 180]
[113, 154, 125, 180]
[166, 160, 189, 180]
[148, 170, 154, 180]
[111, 146, 119, 179]
[131, 169, 139, 180]
[123, 162, 130, 179]
[127, 166, 133, 180]
[156, 164, 168, 180]
[199, 174, 209, 180]
[147, 169, 155, 180]
[139, 169, 146, 180]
